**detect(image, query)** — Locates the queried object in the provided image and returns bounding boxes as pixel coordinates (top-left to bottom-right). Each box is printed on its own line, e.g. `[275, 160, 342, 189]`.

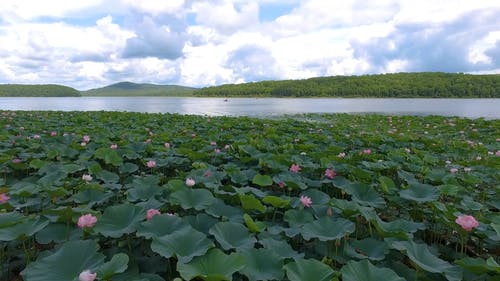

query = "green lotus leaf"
[151, 226, 214, 263]
[9, 181, 42, 197]
[252, 174, 273, 187]
[340, 260, 405, 281]
[344, 183, 386, 208]
[262, 195, 290, 208]
[437, 184, 464, 197]
[205, 198, 244, 222]
[455, 256, 500, 274]
[21, 240, 105, 281]
[96, 169, 120, 183]
[62, 163, 85, 174]
[177, 248, 245, 281]
[300, 217, 355, 241]
[0, 212, 25, 227]
[391, 240, 462, 281]
[119, 162, 139, 174]
[185, 214, 220, 235]
[399, 182, 439, 203]
[373, 217, 425, 239]
[491, 223, 500, 238]
[258, 236, 304, 259]
[209, 221, 257, 250]
[0, 214, 49, 241]
[35, 223, 70, 244]
[71, 189, 112, 205]
[38, 170, 68, 186]
[94, 147, 123, 166]
[137, 214, 189, 239]
[284, 258, 335, 281]
[97, 253, 129, 280]
[127, 183, 162, 202]
[94, 203, 145, 238]
[170, 188, 216, 211]
[284, 209, 314, 227]
[346, 238, 389, 261]
[239, 194, 266, 213]
[239, 248, 284, 281]
[379, 176, 397, 194]
[166, 179, 187, 193]
[243, 213, 266, 233]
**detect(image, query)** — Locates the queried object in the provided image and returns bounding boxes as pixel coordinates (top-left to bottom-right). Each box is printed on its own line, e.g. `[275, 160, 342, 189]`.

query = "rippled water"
[1, 97, 499, 119]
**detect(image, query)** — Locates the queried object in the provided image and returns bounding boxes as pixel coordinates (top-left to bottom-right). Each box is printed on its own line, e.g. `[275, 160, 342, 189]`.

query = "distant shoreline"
[2, 72, 499, 98]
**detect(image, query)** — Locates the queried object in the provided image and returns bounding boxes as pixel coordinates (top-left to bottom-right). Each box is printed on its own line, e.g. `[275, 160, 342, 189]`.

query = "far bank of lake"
[1, 97, 499, 119]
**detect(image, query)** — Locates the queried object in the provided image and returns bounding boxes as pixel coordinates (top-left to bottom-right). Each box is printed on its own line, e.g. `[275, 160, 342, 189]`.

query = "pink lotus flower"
[277, 181, 284, 188]
[324, 168, 336, 179]
[164, 142, 171, 148]
[214, 148, 221, 153]
[82, 174, 93, 181]
[81, 142, 87, 147]
[50, 131, 57, 136]
[300, 195, 312, 208]
[496, 151, 500, 156]
[338, 152, 346, 158]
[146, 209, 161, 220]
[290, 164, 301, 173]
[77, 214, 97, 228]
[464, 167, 472, 173]
[185, 178, 195, 187]
[12, 158, 22, 164]
[83, 135, 90, 142]
[363, 149, 372, 155]
[224, 144, 230, 150]
[476, 156, 482, 160]
[33, 134, 41, 139]
[146, 160, 156, 168]
[455, 215, 479, 231]
[110, 144, 118, 149]
[79, 269, 97, 281]
[450, 168, 458, 174]
[0, 193, 10, 204]
[210, 141, 217, 146]
[144, 139, 151, 144]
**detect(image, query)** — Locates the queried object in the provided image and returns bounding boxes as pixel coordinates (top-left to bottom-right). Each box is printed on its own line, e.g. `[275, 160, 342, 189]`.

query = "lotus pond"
[0, 111, 499, 281]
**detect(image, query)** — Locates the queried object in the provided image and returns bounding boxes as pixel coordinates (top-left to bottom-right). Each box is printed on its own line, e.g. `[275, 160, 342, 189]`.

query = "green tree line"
[196, 72, 500, 98]
[0, 84, 80, 97]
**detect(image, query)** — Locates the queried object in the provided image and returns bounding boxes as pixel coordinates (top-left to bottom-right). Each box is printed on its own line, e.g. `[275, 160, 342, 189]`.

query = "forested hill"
[196, 72, 500, 98]
[0, 84, 80, 97]
[82, 82, 197, 96]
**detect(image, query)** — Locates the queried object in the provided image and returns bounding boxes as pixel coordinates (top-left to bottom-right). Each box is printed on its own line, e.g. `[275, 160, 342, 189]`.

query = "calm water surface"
[0, 97, 499, 119]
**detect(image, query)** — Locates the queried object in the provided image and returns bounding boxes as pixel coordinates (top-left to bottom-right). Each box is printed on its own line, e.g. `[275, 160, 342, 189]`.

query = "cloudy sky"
[1, 0, 499, 90]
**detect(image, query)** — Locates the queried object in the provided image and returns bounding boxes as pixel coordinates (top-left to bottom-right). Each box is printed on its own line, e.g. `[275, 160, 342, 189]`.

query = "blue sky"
[0, 0, 499, 90]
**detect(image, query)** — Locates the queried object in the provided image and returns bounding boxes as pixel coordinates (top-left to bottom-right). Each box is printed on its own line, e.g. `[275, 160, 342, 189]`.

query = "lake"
[0, 97, 499, 119]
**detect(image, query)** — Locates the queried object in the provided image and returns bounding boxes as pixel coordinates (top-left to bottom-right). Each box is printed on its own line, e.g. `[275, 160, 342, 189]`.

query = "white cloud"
[0, 0, 499, 89]
[191, 1, 259, 33]
[123, 0, 185, 15]
[0, 0, 103, 20]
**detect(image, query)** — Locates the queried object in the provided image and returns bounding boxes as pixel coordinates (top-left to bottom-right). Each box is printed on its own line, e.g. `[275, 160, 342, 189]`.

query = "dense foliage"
[0, 84, 80, 97]
[197, 72, 500, 98]
[82, 82, 197, 96]
[0, 111, 499, 281]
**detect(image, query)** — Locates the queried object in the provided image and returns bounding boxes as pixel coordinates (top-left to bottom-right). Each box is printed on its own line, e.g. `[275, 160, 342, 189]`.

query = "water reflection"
[0, 97, 498, 119]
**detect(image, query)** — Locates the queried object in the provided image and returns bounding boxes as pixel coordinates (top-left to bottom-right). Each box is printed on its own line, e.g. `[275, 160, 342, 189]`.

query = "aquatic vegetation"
[0, 110, 499, 281]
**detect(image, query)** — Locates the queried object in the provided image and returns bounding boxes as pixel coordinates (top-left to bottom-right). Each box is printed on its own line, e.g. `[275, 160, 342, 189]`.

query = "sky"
[0, 0, 499, 90]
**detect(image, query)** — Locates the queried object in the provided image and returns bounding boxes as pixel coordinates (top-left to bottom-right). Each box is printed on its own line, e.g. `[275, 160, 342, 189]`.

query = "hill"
[0, 84, 80, 97]
[196, 72, 500, 98]
[82, 82, 197, 96]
